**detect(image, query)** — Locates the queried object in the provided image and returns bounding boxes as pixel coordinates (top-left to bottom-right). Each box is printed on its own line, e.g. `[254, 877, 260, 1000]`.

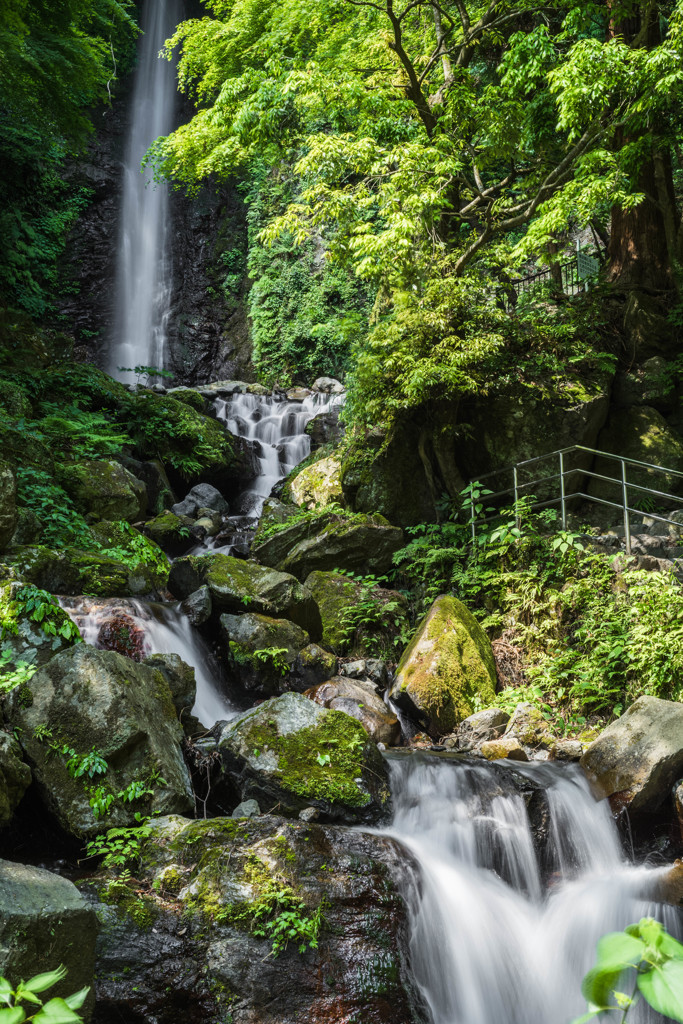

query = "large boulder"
[0, 731, 31, 826]
[287, 454, 345, 509]
[0, 460, 16, 551]
[172, 482, 229, 518]
[83, 815, 419, 1024]
[219, 612, 310, 696]
[6, 646, 194, 838]
[6, 543, 168, 598]
[0, 860, 98, 1020]
[271, 516, 403, 583]
[390, 595, 497, 737]
[304, 570, 409, 656]
[217, 693, 391, 824]
[447, 708, 510, 753]
[588, 407, 683, 504]
[60, 458, 147, 521]
[168, 552, 322, 638]
[306, 677, 400, 746]
[251, 501, 340, 568]
[580, 696, 683, 814]
[143, 511, 202, 556]
[143, 653, 197, 721]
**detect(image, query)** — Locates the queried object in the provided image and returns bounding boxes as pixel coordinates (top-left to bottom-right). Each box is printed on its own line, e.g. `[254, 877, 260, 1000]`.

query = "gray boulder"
[450, 708, 510, 752]
[306, 677, 400, 746]
[265, 514, 403, 582]
[143, 653, 197, 720]
[0, 731, 31, 826]
[293, 643, 338, 691]
[6, 646, 194, 838]
[219, 612, 309, 696]
[168, 552, 322, 638]
[0, 859, 97, 1020]
[580, 696, 683, 814]
[60, 459, 147, 522]
[312, 376, 345, 394]
[181, 585, 212, 626]
[217, 692, 391, 823]
[172, 482, 229, 518]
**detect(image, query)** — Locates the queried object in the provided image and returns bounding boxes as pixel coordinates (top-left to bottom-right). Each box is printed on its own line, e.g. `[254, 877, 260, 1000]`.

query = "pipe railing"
[469, 445, 683, 555]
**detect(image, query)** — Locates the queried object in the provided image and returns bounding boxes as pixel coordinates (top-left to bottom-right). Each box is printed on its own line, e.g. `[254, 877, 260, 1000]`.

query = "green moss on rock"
[390, 594, 497, 737]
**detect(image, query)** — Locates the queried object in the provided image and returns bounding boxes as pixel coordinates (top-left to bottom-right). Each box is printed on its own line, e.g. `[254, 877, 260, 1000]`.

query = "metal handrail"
[470, 444, 683, 555]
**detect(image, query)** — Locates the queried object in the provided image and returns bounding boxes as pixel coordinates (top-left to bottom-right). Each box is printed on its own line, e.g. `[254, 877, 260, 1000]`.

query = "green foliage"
[85, 823, 153, 872]
[1, 584, 82, 643]
[0, 964, 89, 1024]
[0, 0, 138, 313]
[573, 918, 683, 1024]
[253, 647, 290, 676]
[0, 648, 36, 696]
[233, 878, 326, 956]
[16, 468, 92, 549]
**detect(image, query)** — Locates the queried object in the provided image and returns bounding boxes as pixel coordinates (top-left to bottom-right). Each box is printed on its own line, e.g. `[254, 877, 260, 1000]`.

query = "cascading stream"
[384, 754, 681, 1024]
[109, 0, 181, 381]
[60, 597, 238, 728]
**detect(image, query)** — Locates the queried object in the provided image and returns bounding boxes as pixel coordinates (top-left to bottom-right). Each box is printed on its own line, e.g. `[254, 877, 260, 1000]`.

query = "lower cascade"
[60, 596, 237, 728]
[385, 754, 680, 1024]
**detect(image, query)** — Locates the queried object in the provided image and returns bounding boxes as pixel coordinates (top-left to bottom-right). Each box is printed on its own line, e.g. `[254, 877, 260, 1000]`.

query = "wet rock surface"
[84, 814, 423, 1024]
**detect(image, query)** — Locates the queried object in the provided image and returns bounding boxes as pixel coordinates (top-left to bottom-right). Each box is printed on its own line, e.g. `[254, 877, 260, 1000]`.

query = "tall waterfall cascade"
[109, 0, 181, 381]
[385, 754, 681, 1024]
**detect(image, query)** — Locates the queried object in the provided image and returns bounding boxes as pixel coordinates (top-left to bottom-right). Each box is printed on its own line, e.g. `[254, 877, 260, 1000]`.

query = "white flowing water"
[385, 754, 681, 1024]
[109, 0, 181, 381]
[60, 597, 238, 728]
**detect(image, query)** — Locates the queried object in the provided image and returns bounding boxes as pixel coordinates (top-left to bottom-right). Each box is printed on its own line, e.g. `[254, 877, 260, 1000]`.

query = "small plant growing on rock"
[253, 647, 290, 676]
[0, 964, 89, 1023]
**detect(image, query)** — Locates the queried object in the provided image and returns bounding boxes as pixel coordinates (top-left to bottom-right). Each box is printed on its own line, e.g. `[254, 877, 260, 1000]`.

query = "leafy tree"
[0, 0, 138, 314]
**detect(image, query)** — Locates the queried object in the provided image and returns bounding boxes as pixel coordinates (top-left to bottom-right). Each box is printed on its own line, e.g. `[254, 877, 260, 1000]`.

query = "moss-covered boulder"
[294, 643, 337, 690]
[0, 417, 54, 473]
[251, 500, 340, 568]
[6, 645, 194, 838]
[589, 406, 683, 503]
[60, 458, 147, 521]
[143, 511, 200, 556]
[85, 815, 418, 1024]
[217, 693, 391, 823]
[6, 541, 168, 597]
[305, 570, 409, 657]
[0, 860, 97, 1020]
[168, 552, 322, 638]
[0, 461, 16, 551]
[143, 653, 197, 722]
[306, 677, 400, 746]
[287, 454, 345, 509]
[273, 515, 403, 582]
[0, 731, 31, 826]
[219, 612, 310, 696]
[390, 595, 497, 738]
[0, 381, 32, 418]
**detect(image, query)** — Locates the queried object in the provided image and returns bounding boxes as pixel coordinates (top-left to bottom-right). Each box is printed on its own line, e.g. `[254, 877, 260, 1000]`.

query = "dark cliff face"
[57, 71, 253, 385]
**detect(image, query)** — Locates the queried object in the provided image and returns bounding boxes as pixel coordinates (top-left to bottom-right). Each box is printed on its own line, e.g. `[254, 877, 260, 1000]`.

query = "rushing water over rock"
[60, 596, 237, 728]
[109, 0, 181, 381]
[384, 753, 681, 1024]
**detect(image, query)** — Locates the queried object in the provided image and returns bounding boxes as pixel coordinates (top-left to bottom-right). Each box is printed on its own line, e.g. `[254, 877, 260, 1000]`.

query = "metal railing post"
[559, 451, 566, 529]
[513, 466, 520, 527]
[621, 459, 631, 555]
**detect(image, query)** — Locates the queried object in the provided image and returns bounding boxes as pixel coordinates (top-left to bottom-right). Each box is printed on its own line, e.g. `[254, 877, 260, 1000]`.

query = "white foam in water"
[60, 597, 237, 728]
[109, 0, 181, 381]
[383, 755, 681, 1024]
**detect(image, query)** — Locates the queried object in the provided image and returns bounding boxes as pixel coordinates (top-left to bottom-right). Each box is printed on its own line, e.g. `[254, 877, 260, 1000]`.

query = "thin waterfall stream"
[382, 753, 681, 1024]
[109, 0, 180, 381]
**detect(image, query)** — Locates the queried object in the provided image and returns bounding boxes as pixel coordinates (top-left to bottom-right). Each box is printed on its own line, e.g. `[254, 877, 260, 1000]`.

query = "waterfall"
[385, 754, 682, 1024]
[60, 597, 238, 728]
[109, 0, 181, 382]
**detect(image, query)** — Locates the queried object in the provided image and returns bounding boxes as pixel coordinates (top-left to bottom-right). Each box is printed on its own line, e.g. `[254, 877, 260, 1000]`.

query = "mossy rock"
[273, 515, 403, 582]
[589, 406, 683, 504]
[5, 543, 168, 598]
[219, 612, 309, 697]
[285, 453, 345, 510]
[0, 732, 31, 826]
[251, 502, 341, 569]
[165, 387, 209, 413]
[59, 459, 147, 522]
[217, 692, 391, 823]
[390, 594, 497, 737]
[142, 511, 199, 557]
[0, 574, 80, 670]
[0, 382, 31, 419]
[305, 570, 409, 658]
[5, 645, 193, 838]
[168, 552, 322, 638]
[0, 418, 54, 473]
